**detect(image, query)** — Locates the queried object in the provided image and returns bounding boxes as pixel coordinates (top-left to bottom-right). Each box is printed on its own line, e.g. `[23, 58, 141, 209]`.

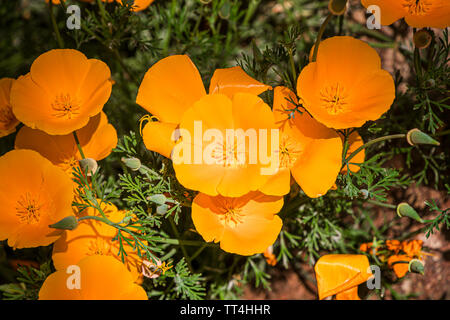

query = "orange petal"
[361, 0, 407, 25]
[259, 168, 291, 196]
[335, 287, 361, 300]
[404, 1, 450, 29]
[136, 55, 206, 124]
[0, 78, 19, 138]
[209, 66, 271, 98]
[142, 121, 178, 158]
[341, 131, 364, 174]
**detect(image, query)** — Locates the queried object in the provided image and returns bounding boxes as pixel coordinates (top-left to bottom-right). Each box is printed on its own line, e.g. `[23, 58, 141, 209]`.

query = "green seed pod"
[408, 259, 424, 275]
[121, 157, 142, 171]
[79, 158, 98, 176]
[328, 0, 347, 15]
[49, 216, 78, 230]
[148, 194, 167, 205]
[406, 129, 440, 146]
[396, 202, 424, 223]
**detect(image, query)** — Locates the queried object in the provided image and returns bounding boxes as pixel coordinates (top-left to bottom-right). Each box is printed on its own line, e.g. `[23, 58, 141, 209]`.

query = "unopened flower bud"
[49, 216, 78, 230]
[413, 29, 432, 49]
[328, 0, 347, 15]
[148, 194, 167, 205]
[79, 158, 98, 176]
[406, 129, 440, 147]
[396, 202, 423, 223]
[121, 157, 141, 171]
[408, 259, 424, 275]
[219, 1, 231, 19]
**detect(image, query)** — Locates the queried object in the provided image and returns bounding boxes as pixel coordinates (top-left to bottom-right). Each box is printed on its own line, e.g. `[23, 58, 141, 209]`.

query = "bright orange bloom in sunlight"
[297, 36, 395, 129]
[361, 0, 450, 29]
[0, 150, 73, 249]
[387, 254, 412, 278]
[192, 191, 283, 256]
[39, 255, 148, 300]
[15, 112, 117, 177]
[0, 78, 19, 138]
[340, 131, 364, 174]
[259, 86, 342, 198]
[136, 55, 271, 159]
[52, 204, 144, 282]
[172, 93, 277, 197]
[314, 254, 373, 300]
[10, 49, 112, 135]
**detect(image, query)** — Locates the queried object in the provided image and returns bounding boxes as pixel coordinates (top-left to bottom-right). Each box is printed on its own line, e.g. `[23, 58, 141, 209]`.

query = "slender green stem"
[345, 134, 406, 164]
[48, 1, 64, 48]
[169, 216, 193, 272]
[73, 131, 86, 159]
[311, 13, 333, 62]
[288, 49, 297, 83]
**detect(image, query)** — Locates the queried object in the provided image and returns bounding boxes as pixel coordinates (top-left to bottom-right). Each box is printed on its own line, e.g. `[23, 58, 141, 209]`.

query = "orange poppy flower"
[136, 55, 270, 159]
[359, 242, 373, 253]
[260, 86, 342, 198]
[10, 49, 112, 135]
[263, 246, 277, 266]
[340, 131, 364, 174]
[52, 204, 144, 282]
[15, 111, 117, 177]
[39, 255, 148, 300]
[361, 0, 450, 29]
[314, 254, 372, 300]
[297, 36, 395, 129]
[387, 254, 412, 278]
[401, 239, 423, 257]
[386, 239, 402, 253]
[172, 93, 278, 197]
[0, 150, 74, 249]
[0, 78, 19, 138]
[192, 191, 283, 256]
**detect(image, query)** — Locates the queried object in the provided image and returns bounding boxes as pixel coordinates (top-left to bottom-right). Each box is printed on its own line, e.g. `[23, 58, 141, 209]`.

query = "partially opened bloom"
[192, 191, 283, 256]
[260, 86, 342, 198]
[10, 49, 112, 135]
[0, 150, 73, 248]
[136, 55, 270, 159]
[39, 255, 148, 300]
[314, 254, 372, 300]
[0, 78, 19, 138]
[172, 93, 278, 197]
[297, 36, 395, 129]
[15, 112, 117, 177]
[52, 204, 144, 282]
[361, 0, 450, 29]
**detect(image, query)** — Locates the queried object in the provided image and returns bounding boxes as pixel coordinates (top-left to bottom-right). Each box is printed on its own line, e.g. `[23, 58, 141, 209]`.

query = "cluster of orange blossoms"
[47, 0, 154, 12]
[360, 239, 426, 278]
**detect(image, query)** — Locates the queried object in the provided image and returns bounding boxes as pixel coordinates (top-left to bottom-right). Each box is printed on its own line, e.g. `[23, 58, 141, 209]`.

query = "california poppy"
[314, 254, 373, 300]
[260, 86, 342, 198]
[387, 254, 412, 278]
[136, 55, 270, 159]
[39, 255, 148, 300]
[340, 131, 364, 174]
[192, 191, 283, 256]
[0, 78, 19, 138]
[52, 203, 144, 282]
[401, 239, 423, 257]
[361, 0, 450, 29]
[15, 112, 117, 177]
[297, 36, 395, 129]
[0, 150, 73, 248]
[10, 49, 112, 135]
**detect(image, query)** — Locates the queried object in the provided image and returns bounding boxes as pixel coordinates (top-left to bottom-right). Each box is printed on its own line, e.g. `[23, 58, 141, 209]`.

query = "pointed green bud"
[121, 157, 141, 171]
[396, 202, 424, 223]
[406, 129, 440, 146]
[328, 0, 347, 15]
[79, 158, 98, 176]
[49, 216, 78, 230]
[408, 259, 424, 275]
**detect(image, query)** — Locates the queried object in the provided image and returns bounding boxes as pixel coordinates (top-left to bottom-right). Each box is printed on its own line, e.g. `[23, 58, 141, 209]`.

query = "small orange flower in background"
[52, 204, 144, 282]
[0, 78, 19, 138]
[136, 55, 271, 159]
[15, 112, 117, 177]
[314, 254, 373, 300]
[39, 255, 148, 300]
[340, 131, 364, 174]
[10, 49, 112, 135]
[297, 36, 395, 129]
[260, 86, 342, 198]
[192, 191, 283, 256]
[0, 150, 74, 249]
[386, 239, 402, 253]
[361, 0, 450, 29]
[402, 239, 423, 256]
[263, 246, 277, 266]
[48, 0, 154, 11]
[387, 254, 412, 278]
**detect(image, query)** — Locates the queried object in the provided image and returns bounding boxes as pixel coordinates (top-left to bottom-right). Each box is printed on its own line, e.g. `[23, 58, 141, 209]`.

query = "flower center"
[280, 136, 303, 169]
[16, 193, 42, 225]
[0, 105, 15, 129]
[87, 238, 111, 256]
[210, 140, 246, 168]
[219, 207, 244, 228]
[320, 83, 349, 115]
[403, 0, 432, 15]
[52, 93, 80, 119]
